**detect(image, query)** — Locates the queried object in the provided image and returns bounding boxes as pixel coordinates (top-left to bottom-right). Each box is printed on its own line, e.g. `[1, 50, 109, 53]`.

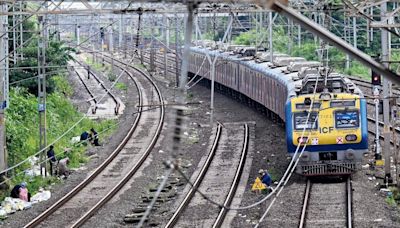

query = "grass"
[115, 82, 127, 91]
[385, 195, 397, 206]
[2, 75, 117, 201]
[134, 63, 146, 70]
[107, 71, 117, 82]
[85, 56, 107, 72]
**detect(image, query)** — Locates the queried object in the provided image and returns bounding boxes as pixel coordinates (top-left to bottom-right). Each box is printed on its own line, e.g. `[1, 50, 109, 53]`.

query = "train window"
[330, 100, 356, 107]
[294, 112, 318, 130]
[335, 110, 359, 129]
[296, 103, 321, 109]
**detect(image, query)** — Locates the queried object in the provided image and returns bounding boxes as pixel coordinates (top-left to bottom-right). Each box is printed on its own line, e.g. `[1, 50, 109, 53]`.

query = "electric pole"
[108, 19, 114, 71]
[38, 15, 47, 176]
[0, 2, 9, 175]
[269, 11, 273, 62]
[381, 1, 392, 184]
[76, 21, 80, 49]
[150, 18, 155, 73]
[175, 16, 180, 87]
[163, 14, 169, 78]
[119, 11, 123, 50]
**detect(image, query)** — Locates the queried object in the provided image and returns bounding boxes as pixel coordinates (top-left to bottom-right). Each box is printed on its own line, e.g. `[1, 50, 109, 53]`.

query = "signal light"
[371, 70, 381, 85]
[100, 27, 105, 39]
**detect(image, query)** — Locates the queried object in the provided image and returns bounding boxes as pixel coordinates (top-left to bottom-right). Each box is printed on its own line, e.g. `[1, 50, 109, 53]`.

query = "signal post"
[372, 70, 382, 164]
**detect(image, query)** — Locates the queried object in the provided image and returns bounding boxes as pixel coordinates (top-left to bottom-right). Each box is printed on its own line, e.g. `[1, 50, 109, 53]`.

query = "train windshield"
[335, 110, 359, 128]
[330, 100, 356, 107]
[294, 112, 318, 130]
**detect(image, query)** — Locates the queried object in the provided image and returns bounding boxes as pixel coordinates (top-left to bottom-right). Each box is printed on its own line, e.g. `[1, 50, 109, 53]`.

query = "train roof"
[190, 46, 293, 89]
[190, 46, 363, 98]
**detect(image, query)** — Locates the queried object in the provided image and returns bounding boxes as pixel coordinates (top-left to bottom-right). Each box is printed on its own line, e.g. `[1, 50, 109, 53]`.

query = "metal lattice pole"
[0, 2, 9, 175]
[38, 15, 47, 177]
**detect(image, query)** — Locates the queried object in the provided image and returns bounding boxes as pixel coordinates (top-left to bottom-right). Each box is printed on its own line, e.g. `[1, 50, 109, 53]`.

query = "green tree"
[10, 37, 75, 94]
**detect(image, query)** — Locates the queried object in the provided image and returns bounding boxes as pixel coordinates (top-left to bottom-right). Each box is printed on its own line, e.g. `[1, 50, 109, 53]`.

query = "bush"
[115, 82, 127, 91]
[3, 85, 116, 200]
[107, 72, 117, 82]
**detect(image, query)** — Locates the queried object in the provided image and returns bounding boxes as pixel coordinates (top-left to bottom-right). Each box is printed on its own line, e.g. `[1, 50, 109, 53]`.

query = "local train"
[188, 44, 368, 176]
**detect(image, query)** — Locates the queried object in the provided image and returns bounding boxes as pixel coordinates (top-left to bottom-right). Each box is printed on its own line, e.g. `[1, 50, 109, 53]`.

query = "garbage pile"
[0, 189, 51, 217]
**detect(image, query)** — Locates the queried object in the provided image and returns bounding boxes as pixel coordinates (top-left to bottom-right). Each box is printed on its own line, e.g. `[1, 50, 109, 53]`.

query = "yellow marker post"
[252, 177, 266, 192]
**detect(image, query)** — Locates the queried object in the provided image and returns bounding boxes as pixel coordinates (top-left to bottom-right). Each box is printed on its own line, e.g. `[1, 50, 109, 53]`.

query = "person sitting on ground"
[89, 128, 101, 146]
[57, 157, 70, 178]
[10, 182, 30, 202]
[80, 131, 90, 146]
[80, 131, 89, 141]
[259, 169, 272, 187]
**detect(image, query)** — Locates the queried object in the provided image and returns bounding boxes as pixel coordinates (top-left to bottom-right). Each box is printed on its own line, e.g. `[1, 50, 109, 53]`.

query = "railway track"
[299, 177, 353, 228]
[71, 57, 121, 116]
[24, 51, 165, 228]
[352, 75, 400, 146]
[165, 123, 249, 228]
[74, 58, 121, 115]
[347, 75, 400, 96]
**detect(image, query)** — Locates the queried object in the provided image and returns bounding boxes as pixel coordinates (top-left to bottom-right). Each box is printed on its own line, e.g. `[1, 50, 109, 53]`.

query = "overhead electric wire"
[160, 71, 322, 214]
[0, 99, 162, 186]
[9, 69, 68, 85]
[0, 0, 47, 39]
[341, 0, 400, 39]
[254, 73, 323, 227]
[0, 51, 136, 177]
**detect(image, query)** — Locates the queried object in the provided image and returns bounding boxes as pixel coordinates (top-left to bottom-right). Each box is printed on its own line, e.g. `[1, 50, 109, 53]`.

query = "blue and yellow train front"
[285, 93, 368, 176]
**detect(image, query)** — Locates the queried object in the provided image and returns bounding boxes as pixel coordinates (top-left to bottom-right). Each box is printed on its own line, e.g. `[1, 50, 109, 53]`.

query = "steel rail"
[349, 76, 400, 96]
[71, 51, 166, 227]
[298, 179, 311, 228]
[23, 60, 144, 228]
[164, 123, 223, 228]
[367, 118, 400, 147]
[346, 177, 353, 228]
[73, 58, 121, 114]
[213, 124, 249, 228]
[72, 65, 97, 107]
[367, 117, 400, 135]
[299, 178, 352, 228]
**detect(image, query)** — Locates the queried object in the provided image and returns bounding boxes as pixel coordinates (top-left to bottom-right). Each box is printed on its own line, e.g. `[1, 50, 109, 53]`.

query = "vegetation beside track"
[1, 8, 117, 200]
[2, 75, 116, 201]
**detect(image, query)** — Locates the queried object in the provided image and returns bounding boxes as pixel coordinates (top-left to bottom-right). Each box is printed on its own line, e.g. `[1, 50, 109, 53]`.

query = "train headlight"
[345, 134, 358, 141]
[297, 137, 308, 144]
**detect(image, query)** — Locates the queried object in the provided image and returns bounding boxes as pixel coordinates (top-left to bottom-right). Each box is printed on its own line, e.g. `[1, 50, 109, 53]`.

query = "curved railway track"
[72, 57, 121, 115]
[165, 123, 249, 228]
[299, 177, 352, 228]
[24, 52, 165, 228]
[70, 63, 98, 110]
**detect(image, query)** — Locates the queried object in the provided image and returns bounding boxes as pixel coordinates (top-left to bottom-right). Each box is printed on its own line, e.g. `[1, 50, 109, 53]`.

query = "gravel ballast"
[3, 55, 400, 227]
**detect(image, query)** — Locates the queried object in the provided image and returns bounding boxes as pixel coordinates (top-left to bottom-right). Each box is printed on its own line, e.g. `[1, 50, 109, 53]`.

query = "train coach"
[188, 45, 368, 176]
